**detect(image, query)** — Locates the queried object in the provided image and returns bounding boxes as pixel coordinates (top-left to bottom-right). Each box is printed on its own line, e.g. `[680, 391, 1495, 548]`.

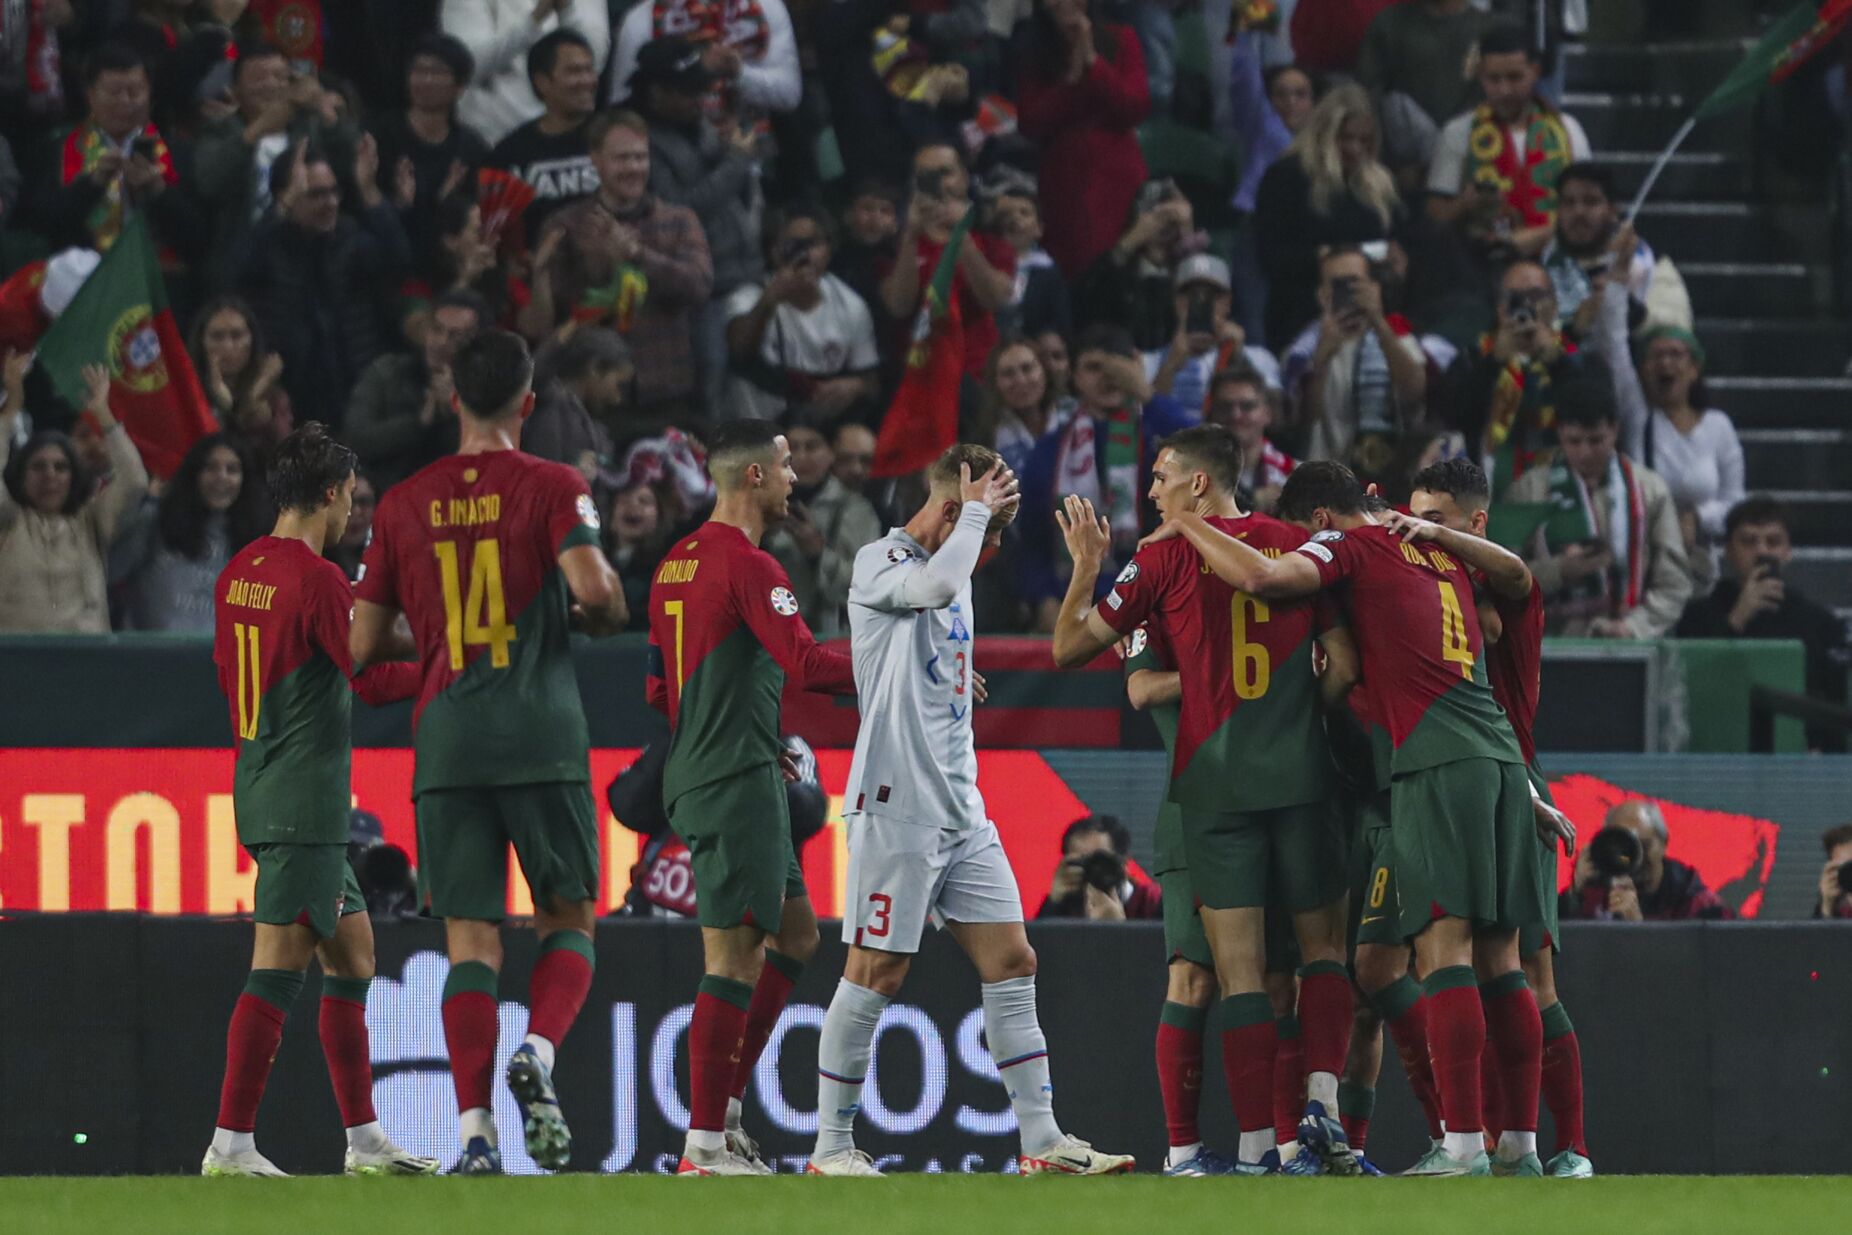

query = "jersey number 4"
[1437, 580, 1474, 679]
[1231, 594, 1272, 700]
[434, 538, 516, 670]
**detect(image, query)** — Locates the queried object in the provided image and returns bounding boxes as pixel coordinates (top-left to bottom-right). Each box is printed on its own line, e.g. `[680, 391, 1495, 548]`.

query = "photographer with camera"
[1036, 814, 1161, 921]
[1675, 498, 1847, 752]
[1563, 801, 1734, 922]
[1815, 825, 1852, 920]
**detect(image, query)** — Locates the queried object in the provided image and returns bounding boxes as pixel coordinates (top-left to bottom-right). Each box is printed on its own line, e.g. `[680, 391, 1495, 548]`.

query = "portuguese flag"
[38, 215, 213, 480]
[872, 209, 975, 479]
[1697, 1, 1852, 119]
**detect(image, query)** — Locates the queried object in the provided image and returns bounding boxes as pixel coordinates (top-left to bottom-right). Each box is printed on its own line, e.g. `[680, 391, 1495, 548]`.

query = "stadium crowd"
[0, 3, 1841, 718]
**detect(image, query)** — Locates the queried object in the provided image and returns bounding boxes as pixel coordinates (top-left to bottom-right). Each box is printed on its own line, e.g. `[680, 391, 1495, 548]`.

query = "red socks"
[1480, 1034, 1507, 1141]
[691, 976, 753, 1133]
[1374, 975, 1444, 1140]
[1272, 1019, 1304, 1145]
[527, 932, 596, 1053]
[1481, 972, 1542, 1135]
[1540, 1001, 1587, 1154]
[1296, 962, 1353, 1082]
[733, 951, 803, 1101]
[215, 970, 302, 1132]
[441, 961, 500, 1114]
[1422, 967, 1485, 1135]
[1218, 993, 1278, 1134]
[1156, 1002, 1208, 1147]
[318, 977, 376, 1128]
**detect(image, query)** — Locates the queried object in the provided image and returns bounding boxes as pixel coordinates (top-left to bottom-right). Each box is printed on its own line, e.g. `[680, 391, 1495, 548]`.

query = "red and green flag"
[38, 214, 213, 479]
[1696, 1, 1852, 119]
[872, 209, 974, 479]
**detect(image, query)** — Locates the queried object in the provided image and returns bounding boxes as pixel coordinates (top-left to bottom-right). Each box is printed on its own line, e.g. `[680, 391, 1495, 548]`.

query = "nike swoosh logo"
[1360, 916, 1385, 924]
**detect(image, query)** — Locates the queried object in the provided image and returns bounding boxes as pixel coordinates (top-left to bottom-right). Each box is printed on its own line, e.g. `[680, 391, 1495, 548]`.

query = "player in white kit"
[806, 444, 1135, 1178]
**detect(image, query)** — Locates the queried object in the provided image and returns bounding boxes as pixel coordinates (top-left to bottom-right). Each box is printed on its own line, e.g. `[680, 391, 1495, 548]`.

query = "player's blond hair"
[926, 443, 1017, 529]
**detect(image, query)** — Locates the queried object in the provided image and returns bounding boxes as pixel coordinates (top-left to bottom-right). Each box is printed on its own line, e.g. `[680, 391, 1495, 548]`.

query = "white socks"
[814, 979, 890, 1160]
[460, 1107, 495, 1146]
[686, 1129, 725, 1153]
[522, 1033, 556, 1072]
[982, 976, 1063, 1154]
[1497, 1130, 1538, 1160]
[726, 1096, 745, 1133]
[345, 1120, 389, 1153]
[211, 1128, 255, 1156]
[1443, 1130, 1483, 1161]
[1307, 1070, 1339, 1112]
[1238, 1129, 1276, 1164]
[1167, 1141, 1203, 1169]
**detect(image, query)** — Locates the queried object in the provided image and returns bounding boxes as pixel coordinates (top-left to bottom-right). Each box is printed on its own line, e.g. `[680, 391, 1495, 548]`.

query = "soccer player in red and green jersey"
[645, 419, 856, 1175]
[1150, 460, 1549, 1177]
[1052, 426, 1362, 1175]
[1406, 458, 1590, 1178]
[351, 331, 627, 1175]
[204, 423, 437, 1179]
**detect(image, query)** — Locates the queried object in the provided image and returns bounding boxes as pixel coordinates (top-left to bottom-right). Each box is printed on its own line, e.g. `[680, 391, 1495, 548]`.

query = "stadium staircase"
[1569, 12, 1852, 631]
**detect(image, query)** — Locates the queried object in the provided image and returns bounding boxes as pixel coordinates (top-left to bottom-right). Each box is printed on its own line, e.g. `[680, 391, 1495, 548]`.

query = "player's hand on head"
[962, 461, 1019, 515]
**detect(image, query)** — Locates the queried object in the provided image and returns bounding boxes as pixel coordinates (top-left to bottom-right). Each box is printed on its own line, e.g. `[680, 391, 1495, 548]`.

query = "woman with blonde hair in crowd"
[975, 337, 1074, 475]
[1255, 82, 1405, 351]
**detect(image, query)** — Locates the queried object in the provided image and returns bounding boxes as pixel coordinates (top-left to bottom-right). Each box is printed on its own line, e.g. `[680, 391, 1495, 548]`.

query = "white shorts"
[841, 814, 1024, 953]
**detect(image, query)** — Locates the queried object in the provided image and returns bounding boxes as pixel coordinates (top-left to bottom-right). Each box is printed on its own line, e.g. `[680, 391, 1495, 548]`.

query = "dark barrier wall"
[4, 917, 1848, 1176]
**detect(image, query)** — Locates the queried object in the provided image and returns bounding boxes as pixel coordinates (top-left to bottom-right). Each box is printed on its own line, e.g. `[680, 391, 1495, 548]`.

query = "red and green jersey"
[1485, 579, 1546, 766]
[356, 450, 602, 795]
[1122, 620, 1186, 872]
[1295, 524, 1522, 774]
[1097, 512, 1333, 811]
[647, 521, 855, 806]
[1342, 677, 1395, 796]
[214, 536, 416, 845]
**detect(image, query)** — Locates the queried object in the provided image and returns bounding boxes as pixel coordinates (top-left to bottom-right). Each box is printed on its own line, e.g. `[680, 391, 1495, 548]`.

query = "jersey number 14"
[434, 538, 516, 670]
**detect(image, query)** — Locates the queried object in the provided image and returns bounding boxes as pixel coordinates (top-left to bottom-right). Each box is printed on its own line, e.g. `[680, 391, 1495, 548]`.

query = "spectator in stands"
[110, 0, 201, 128]
[832, 179, 901, 322]
[193, 41, 358, 285]
[985, 174, 1072, 342]
[1036, 814, 1161, 920]
[1204, 365, 1297, 514]
[1291, 0, 1398, 78]
[1281, 245, 1427, 475]
[111, 434, 266, 633]
[1508, 373, 1692, 639]
[1148, 254, 1280, 413]
[1675, 498, 1847, 753]
[881, 143, 1015, 382]
[1255, 83, 1405, 351]
[1037, 327, 1074, 402]
[191, 296, 292, 460]
[528, 325, 628, 479]
[444, 0, 609, 146]
[629, 35, 765, 412]
[1356, 0, 1493, 175]
[1563, 800, 1735, 921]
[523, 110, 713, 418]
[725, 206, 880, 422]
[1817, 825, 1852, 919]
[0, 1, 70, 156]
[978, 337, 1072, 476]
[763, 409, 882, 637]
[326, 473, 377, 582]
[604, 480, 668, 631]
[1542, 165, 1692, 343]
[399, 192, 505, 348]
[830, 420, 892, 526]
[1426, 25, 1590, 262]
[233, 139, 409, 426]
[373, 33, 490, 231]
[1075, 177, 1199, 351]
[609, 0, 801, 116]
[1222, 19, 1312, 339]
[0, 364, 147, 634]
[345, 290, 487, 488]
[479, 27, 603, 245]
[1017, 0, 1150, 277]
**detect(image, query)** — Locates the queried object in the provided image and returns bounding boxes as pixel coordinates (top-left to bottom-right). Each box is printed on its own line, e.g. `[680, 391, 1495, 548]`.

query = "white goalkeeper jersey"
[843, 502, 993, 831]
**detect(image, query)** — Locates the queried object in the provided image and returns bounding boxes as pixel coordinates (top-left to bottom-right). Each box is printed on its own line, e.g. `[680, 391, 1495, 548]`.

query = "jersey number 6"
[1231, 594, 1272, 700]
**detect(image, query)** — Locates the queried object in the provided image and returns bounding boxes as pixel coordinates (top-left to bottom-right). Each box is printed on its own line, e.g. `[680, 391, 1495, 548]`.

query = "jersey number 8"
[434, 538, 516, 670]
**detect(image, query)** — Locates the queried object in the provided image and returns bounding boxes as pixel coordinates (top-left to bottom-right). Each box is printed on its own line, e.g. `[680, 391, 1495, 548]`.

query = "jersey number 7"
[434, 538, 516, 670]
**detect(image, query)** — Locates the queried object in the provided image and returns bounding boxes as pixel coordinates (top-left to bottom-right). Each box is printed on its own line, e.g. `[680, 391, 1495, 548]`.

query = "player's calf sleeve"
[1539, 1000, 1587, 1155]
[318, 976, 376, 1130]
[1296, 960, 1353, 1107]
[1155, 1002, 1208, 1149]
[1337, 1080, 1375, 1153]
[1271, 1016, 1303, 1147]
[441, 961, 500, 1118]
[982, 976, 1063, 1153]
[1480, 972, 1540, 1135]
[1217, 993, 1277, 1139]
[734, 949, 804, 1101]
[527, 931, 596, 1058]
[816, 978, 890, 1159]
[1421, 966, 1485, 1137]
[216, 969, 305, 1133]
[689, 975, 754, 1138]
[1374, 975, 1444, 1140]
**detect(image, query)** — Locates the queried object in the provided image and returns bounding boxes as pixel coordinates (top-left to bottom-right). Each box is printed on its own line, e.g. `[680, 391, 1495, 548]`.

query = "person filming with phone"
[1036, 815, 1161, 921]
[1675, 498, 1848, 752]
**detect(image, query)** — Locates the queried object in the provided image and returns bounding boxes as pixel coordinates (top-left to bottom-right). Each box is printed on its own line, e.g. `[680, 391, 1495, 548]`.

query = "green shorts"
[1343, 791, 1401, 950]
[248, 843, 365, 940]
[669, 762, 805, 932]
[1390, 758, 1545, 941]
[1519, 763, 1563, 957]
[1180, 798, 1346, 914]
[1158, 866, 1213, 969]
[415, 781, 600, 921]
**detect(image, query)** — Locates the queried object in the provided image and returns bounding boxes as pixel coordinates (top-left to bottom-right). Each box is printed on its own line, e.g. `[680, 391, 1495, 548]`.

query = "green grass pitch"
[6, 1176, 1850, 1235]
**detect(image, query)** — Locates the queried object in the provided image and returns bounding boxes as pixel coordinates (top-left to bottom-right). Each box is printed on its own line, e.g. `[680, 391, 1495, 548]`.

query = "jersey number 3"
[1231, 594, 1272, 700]
[434, 539, 516, 670]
